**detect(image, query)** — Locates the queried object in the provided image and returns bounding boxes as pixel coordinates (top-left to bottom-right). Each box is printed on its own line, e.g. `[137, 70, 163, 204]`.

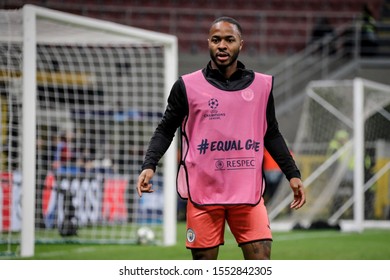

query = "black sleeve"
[141, 79, 187, 172]
[264, 89, 301, 180]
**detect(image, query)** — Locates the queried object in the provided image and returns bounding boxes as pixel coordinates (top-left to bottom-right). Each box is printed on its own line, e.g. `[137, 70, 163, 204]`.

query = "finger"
[137, 175, 147, 197]
[291, 196, 305, 209]
[290, 199, 299, 209]
[290, 200, 301, 209]
[136, 183, 142, 197]
[139, 181, 155, 195]
[290, 193, 304, 209]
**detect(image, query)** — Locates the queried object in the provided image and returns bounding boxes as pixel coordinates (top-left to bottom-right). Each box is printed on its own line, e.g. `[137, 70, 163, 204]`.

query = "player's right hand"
[136, 169, 155, 197]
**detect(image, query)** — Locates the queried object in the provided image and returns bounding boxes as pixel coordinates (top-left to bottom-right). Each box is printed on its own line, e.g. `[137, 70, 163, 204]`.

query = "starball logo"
[208, 98, 219, 109]
[204, 98, 226, 120]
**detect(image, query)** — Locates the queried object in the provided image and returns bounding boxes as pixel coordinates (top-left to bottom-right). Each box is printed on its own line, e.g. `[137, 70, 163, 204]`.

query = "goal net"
[0, 5, 178, 257]
[268, 78, 390, 231]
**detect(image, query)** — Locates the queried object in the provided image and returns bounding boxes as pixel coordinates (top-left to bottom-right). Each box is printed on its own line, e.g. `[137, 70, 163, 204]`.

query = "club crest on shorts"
[186, 228, 196, 243]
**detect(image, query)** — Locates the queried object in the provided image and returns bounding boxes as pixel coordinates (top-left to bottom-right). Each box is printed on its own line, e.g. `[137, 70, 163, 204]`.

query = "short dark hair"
[211, 16, 242, 36]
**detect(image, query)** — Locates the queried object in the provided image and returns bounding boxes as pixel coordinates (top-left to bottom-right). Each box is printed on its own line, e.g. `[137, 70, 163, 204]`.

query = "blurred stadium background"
[1, 0, 390, 259]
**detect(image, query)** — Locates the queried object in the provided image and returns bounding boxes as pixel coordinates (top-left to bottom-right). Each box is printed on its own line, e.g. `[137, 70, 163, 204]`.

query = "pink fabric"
[178, 70, 272, 205]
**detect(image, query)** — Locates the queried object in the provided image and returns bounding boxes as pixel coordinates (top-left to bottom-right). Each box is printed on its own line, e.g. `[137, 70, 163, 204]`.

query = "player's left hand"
[289, 177, 305, 209]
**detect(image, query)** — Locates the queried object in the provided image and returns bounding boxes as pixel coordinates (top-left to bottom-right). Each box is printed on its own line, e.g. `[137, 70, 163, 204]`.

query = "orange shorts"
[185, 199, 272, 249]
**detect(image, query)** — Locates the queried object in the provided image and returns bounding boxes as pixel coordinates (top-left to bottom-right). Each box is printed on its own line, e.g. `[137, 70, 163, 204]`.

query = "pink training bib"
[177, 70, 272, 205]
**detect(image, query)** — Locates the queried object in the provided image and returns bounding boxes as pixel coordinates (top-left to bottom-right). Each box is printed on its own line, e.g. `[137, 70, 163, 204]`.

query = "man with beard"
[137, 16, 306, 260]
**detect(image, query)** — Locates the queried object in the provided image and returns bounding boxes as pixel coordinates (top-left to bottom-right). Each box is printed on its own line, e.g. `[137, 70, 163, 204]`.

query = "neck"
[211, 61, 237, 79]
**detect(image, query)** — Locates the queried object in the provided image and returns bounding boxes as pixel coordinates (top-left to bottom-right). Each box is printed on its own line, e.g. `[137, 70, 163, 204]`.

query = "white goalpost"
[0, 4, 178, 257]
[268, 78, 390, 232]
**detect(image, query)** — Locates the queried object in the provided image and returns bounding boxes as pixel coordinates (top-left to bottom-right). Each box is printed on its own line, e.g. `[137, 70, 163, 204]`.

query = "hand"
[136, 169, 155, 197]
[289, 177, 305, 209]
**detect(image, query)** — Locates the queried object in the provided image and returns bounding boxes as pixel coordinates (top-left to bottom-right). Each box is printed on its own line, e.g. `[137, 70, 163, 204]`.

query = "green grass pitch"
[1, 222, 390, 260]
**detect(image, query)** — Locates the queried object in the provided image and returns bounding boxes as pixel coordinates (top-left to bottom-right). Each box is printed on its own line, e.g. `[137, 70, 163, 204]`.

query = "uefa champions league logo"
[205, 98, 225, 120]
[208, 98, 219, 109]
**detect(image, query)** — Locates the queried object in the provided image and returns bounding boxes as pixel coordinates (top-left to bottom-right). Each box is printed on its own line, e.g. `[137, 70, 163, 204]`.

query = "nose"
[218, 40, 227, 49]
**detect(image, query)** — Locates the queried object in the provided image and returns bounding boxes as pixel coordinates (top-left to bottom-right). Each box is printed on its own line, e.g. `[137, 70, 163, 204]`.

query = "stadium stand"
[1, 2, 390, 253]
[1, 0, 385, 55]
[1, 0, 389, 140]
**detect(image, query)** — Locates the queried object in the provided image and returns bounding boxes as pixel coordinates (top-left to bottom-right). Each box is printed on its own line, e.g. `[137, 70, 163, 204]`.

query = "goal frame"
[20, 4, 178, 257]
[269, 78, 390, 232]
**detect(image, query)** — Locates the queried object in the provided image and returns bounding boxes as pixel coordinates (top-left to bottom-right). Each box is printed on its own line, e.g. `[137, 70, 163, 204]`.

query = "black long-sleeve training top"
[141, 61, 301, 181]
